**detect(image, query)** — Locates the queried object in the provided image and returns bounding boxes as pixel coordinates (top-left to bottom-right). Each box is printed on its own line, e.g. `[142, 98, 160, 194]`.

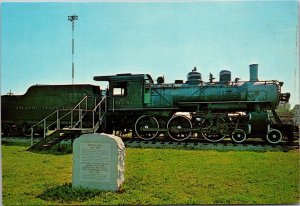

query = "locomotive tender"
[94, 64, 292, 144]
[1, 84, 101, 136]
[1, 64, 294, 144]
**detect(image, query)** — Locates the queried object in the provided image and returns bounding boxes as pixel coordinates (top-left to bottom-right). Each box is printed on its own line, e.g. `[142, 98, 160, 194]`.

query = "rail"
[30, 96, 107, 146]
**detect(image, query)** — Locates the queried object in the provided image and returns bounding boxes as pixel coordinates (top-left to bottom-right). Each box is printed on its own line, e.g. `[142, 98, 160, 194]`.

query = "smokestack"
[249, 64, 258, 81]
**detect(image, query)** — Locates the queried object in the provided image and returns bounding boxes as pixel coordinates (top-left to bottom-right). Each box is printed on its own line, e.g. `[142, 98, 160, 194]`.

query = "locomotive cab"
[94, 73, 154, 110]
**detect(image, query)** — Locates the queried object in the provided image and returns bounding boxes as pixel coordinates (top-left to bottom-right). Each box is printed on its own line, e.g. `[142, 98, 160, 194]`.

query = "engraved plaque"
[72, 133, 125, 191]
[79, 142, 111, 182]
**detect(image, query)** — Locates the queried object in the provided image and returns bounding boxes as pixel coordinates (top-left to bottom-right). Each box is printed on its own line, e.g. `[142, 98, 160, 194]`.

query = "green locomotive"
[94, 64, 293, 144]
[2, 64, 294, 145]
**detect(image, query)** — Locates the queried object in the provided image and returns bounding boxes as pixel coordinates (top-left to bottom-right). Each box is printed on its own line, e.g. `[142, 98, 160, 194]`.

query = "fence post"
[43, 119, 46, 139]
[99, 102, 101, 123]
[71, 111, 73, 128]
[104, 97, 107, 128]
[93, 111, 95, 129]
[31, 127, 34, 146]
[105, 96, 107, 112]
[86, 96, 88, 111]
[57, 110, 60, 130]
[80, 109, 82, 129]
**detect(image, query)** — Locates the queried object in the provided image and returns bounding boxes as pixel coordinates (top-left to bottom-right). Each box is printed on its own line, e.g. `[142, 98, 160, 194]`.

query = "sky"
[1, 1, 299, 106]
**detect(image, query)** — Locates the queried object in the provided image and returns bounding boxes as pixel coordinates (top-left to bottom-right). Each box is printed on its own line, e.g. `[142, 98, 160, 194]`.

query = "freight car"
[94, 64, 294, 144]
[1, 84, 101, 136]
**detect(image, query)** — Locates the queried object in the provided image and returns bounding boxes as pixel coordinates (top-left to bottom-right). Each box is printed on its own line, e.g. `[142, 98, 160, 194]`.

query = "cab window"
[112, 82, 127, 96]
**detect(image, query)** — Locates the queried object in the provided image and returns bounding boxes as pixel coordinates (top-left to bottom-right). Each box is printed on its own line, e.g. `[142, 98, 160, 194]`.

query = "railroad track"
[124, 138, 299, 152]
[2, 132, 299, 152]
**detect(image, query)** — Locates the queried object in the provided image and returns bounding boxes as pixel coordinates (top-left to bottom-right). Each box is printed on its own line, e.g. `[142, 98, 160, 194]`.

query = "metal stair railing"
[31, 96, 107, 146]
[31, 96, 91, 146]
[92, 96, 107, 132]
[71, 110, 88, 128]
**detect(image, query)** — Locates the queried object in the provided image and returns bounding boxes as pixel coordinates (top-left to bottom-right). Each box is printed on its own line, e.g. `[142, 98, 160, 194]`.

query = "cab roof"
[94, 73, 153, 83]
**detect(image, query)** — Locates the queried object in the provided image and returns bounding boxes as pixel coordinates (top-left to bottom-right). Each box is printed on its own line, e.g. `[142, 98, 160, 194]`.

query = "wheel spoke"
[266, 129, 282, 144]
[201, 117, 226, 142]
[167, 115, 192, 141]
[135, 115, 159, 140]
[231, 129, 247, 143]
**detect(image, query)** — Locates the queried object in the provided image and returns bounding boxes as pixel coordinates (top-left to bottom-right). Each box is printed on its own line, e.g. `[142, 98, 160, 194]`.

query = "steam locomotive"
[94, 64, 293, 144]
[1, 64, 294, 144]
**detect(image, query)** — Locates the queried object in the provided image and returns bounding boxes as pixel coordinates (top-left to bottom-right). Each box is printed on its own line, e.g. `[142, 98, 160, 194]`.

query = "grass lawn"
[2, 141, 299, 205]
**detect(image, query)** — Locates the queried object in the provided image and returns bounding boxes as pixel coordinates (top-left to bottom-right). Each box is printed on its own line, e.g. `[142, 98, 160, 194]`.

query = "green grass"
[2, 141, 299, 205]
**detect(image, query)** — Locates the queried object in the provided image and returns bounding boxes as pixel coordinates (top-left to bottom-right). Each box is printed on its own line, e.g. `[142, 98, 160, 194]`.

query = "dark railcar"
[1, 84, 101, 136]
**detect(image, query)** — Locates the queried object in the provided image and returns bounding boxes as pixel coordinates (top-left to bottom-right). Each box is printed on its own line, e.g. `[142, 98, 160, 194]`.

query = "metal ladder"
[28, 96, 107, 150]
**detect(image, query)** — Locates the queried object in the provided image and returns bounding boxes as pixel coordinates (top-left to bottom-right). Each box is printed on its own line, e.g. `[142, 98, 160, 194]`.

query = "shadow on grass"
[30, 144, 73, 155]
[1, 139, 32, 147]
[125, 141, 294, 153]
[3, 137, 294, 154]
[1, 139, 73, 155]
[38, 183, 124, 202]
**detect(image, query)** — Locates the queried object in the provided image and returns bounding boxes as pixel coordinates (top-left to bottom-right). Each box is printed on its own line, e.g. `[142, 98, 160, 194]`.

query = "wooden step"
[28, 127, 96, 151]
[61, 128, 95, 134]
[27, 130, 60, 151]
[43, 138, 59, 148]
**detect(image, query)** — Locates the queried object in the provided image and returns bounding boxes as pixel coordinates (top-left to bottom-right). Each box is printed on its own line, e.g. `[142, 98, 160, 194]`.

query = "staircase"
[27, 96, 107, 151]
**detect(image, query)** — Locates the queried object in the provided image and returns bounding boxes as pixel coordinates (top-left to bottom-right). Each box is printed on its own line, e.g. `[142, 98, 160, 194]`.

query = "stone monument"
[72, 133, 125, 191]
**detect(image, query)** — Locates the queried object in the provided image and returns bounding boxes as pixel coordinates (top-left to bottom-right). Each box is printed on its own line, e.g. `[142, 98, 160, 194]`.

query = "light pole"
[68, 14, 78, 84]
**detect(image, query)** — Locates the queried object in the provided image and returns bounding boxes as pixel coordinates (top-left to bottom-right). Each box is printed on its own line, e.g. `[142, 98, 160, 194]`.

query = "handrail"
[30, 95, 107, 147]
[92, 96, 107, 128]
[32, 110, 58, 129]
[93, 96, 106, 112]
[31, 96, 89, 129]
[72, 96, 90, 110]
[30, 96, 90, 145]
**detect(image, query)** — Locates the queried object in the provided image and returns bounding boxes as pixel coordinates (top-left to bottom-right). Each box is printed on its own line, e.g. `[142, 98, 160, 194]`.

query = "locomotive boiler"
[94, 64, 292, 144]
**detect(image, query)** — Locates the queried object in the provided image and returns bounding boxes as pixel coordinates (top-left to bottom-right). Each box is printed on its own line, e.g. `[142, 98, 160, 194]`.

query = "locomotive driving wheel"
[266, 129, 282, 144]
[134, 115, 159, 140]
[167, 115, 192, 141]
[231, 129, 247, 143]
[23, 124, 32, 136]
[2, 124, 12, 136]
[201, 117, 227, 142]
